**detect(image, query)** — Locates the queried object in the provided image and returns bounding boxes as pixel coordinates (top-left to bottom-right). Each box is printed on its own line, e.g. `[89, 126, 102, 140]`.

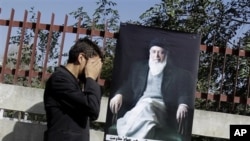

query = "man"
[43, 37, 103, 141]
[109, 38, 194, 140]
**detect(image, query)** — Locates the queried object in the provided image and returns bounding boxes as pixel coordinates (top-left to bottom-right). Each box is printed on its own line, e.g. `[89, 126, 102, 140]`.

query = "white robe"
[116, 72, 167, 140]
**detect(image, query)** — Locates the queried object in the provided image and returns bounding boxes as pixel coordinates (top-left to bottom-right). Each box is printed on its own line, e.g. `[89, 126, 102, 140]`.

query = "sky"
[0, 0, 161, 23]
[0, 0, 161, 61]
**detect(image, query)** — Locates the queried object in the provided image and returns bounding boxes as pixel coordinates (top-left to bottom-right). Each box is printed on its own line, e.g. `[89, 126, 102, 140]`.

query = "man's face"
[149, 46, 166, 63]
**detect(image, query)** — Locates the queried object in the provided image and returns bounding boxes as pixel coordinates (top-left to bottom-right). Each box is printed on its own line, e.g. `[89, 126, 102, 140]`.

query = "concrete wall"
[0, 83, 108, 122]
[192, 110, 250, 139]
[1, 83, 250, 140]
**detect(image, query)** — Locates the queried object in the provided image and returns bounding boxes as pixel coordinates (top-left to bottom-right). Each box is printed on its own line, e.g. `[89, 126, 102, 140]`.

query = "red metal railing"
[0, 9, 116, 87]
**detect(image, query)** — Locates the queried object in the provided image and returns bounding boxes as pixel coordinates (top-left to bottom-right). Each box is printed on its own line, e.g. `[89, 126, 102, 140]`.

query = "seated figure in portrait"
[109, 38, 195, 141]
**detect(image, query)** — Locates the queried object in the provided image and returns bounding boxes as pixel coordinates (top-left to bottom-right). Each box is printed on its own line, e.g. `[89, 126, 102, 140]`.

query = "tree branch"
[231, 18, 250, 24]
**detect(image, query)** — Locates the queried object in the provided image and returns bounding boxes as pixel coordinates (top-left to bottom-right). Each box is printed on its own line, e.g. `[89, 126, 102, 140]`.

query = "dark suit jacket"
[43, 66, 101, 141]
[116, 60, 195, 137]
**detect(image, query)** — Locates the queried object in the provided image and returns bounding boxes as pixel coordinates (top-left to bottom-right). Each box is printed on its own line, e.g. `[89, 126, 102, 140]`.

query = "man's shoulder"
[49, 66, 71, 81]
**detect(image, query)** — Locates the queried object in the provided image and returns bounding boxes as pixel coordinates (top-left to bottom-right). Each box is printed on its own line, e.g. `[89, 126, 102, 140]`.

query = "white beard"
[149, 57, 167, 76]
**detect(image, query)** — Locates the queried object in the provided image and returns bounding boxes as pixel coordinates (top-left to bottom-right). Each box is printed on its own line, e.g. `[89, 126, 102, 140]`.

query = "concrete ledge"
[0, 83, 108, 122]
[0, 84, 44, 114]
[192, 109, 250, 139]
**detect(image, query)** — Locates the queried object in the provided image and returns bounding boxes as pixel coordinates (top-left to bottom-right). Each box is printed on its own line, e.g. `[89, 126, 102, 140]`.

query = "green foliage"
[100, 55, 114, 96]
[139, 0, 250, 48]
[94, 0, 119, 31]
[69, 7, 92, 28]
[241, 31, 250, 50]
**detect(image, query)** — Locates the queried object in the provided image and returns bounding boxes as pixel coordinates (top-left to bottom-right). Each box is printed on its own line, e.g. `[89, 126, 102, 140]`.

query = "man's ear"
[78, 53, 87, 65]
[75, 54, 82, 65]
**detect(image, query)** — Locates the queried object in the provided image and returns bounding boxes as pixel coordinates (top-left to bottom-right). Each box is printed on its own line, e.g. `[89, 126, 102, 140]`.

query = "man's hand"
[85, 56, 103, 80]
[109, 94, 123, 114]
[176, 104, 188, 134]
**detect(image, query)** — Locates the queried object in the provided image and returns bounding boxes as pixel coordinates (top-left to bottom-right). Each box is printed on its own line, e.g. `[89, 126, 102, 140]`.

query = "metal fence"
[0, 8, 250, 114]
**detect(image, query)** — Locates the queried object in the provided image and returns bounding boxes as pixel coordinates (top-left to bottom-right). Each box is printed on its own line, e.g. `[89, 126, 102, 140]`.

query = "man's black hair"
[67, 37, 103, 63]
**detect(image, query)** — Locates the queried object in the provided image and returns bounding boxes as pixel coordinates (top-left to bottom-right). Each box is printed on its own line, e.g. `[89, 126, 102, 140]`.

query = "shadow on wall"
[2, 102, 47, 141]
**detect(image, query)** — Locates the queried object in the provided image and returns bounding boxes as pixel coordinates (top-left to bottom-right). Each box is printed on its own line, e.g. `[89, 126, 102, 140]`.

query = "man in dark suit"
[109, 39, 195, 141]
[43, 37, 103, 141]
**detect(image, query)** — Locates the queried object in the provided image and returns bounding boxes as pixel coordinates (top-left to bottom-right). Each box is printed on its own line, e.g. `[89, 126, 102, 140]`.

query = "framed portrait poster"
[105, 23, 201, 141]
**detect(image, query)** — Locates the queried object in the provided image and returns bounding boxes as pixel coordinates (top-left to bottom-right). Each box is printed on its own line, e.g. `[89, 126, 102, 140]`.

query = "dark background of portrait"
[104, 23, 201, 141]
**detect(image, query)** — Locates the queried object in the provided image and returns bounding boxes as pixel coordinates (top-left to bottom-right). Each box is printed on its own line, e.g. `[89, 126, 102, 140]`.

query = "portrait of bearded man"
[109, 38, 194, 141]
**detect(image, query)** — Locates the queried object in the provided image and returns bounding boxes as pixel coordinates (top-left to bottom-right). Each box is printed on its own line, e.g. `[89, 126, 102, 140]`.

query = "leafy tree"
[139, 0, 250, 47]
[241, 31, 250, 51]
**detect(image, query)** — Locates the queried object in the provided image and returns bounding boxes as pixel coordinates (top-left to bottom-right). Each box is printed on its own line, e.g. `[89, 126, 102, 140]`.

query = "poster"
[105, 23, 201, 141]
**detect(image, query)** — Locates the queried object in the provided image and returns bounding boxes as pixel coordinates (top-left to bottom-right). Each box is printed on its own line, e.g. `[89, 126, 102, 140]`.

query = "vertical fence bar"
[0, 9, 15, 83]
[97, 20, 108, 86]
[206, 46, 215, 109]
[219, 46, 229, 94]
[58, 15, 68, 66]
[41, 13, 55, 84]
[232, 49, 240, 111]
[218, 42, 229, 110]
[103, 20, 108, 53]
[244, 59, 250, 114]
[206, 36, 218, 109]
[90, 19, 95, 40]
[13, 10, 28, 84]
[207, 50, 214, 107]
[28, 11, 41, 86]
[75, 16, 81, 40]
[217, 50, 227, 110]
